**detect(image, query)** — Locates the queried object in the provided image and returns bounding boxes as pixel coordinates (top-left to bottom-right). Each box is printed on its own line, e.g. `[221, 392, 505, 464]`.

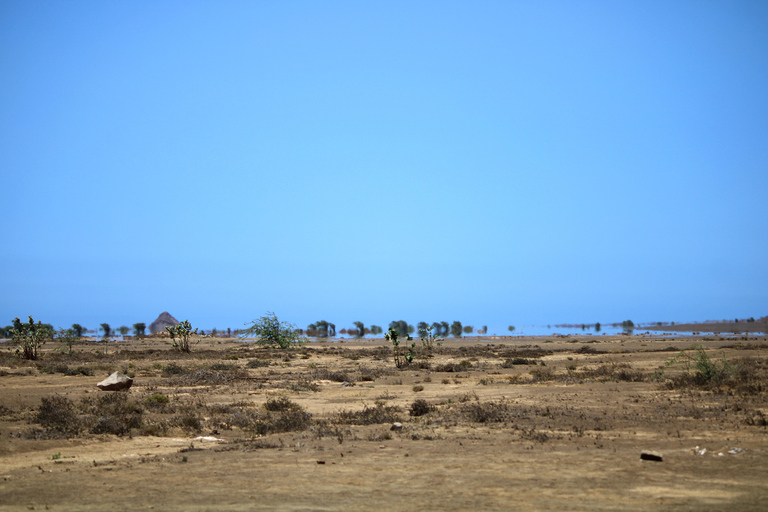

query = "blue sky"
[2, 1, 767, 334]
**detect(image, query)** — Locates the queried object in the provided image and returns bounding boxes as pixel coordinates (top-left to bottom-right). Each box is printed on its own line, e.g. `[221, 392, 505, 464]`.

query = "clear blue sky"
[2, 1, 766, 334]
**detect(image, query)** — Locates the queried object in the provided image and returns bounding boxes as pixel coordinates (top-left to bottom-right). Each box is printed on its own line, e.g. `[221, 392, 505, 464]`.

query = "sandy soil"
[0, 334, 766, 511]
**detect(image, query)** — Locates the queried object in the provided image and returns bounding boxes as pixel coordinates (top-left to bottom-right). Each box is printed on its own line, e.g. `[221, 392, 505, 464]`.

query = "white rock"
[96, 372, 133, 391]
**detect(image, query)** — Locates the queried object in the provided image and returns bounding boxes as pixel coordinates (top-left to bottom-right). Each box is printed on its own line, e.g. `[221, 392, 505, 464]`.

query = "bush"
[241, 313, 305, 349]
[461, 401, 513, 423]
[333, 403, 401, 425]
[36, 396, 82, 436]
[86, 393, 144, 436]
[10, 316, 52, 360]
[657, 345, 733, 389]
[166, 320, 199, 353]
[264, 397, 301, 411]
[409, 399, 433, 417]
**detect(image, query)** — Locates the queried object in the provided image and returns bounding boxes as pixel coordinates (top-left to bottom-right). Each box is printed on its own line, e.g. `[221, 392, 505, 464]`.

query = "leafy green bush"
[242, 313, 305, 349]
[166, 320, 199, 353]
[10, 316, 52, 360]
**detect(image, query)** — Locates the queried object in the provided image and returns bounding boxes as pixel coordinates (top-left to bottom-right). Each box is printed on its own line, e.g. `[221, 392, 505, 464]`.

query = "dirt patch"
[1, 335, 767, 510]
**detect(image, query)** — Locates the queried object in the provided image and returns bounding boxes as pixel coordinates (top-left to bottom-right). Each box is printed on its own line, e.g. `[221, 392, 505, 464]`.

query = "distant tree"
[132, 323, 146, 337]
[462, 325, 474, 334]
[417, 322, 429, 338]
[389, 320, 409, 338]
[227, 327, 231, 337]
[369, 325, 383, 335]
[440, 321, 450, 337]
[595, 322, 601, 332]
[100, 323, 111, 339]
[0, 326, 11, 339]
[481, 325, 487, 334]
[621, 320, 634, 334]
[407, 324, 415, 335]
[508, 326, 515, 333]
[118, 326, 129, 337]
[211, 328, 218, 337]
[71, 324, 85, 337]
[242, 312, 304, 349]
[353, 321, 365, 338]
[310, 320, 335, 338]
[450, 321, 463, 338]
[56, 327, 79, 355]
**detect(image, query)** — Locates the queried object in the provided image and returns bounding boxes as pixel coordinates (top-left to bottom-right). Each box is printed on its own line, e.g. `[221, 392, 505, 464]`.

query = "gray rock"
[97, 372, 133, 391]
[390, 422, 403, 431]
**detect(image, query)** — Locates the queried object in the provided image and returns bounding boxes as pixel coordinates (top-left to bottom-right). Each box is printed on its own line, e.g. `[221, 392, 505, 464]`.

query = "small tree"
[385, 326, 414, 368]
[595, 322, 601, 332]
[56, 327, 79, 355]
[389, 320, 409, 338]
[417, 322, 429, 338]
[420, 325, 441, 355]
[11, 316, 52, 360]
[462, 325, 474, 334]
[450, 321, 463, 338]
[132, 322, 146, 338]
[242, 312, 304, 349]
[369, 325, 383, 336]
[100, 323, 112, 340]
[118, 326, 129, 337]
[353, 321, 365, 338]
[508, 325, 516, 333]
[71, 324, 86, 338]
[166, 319, 199, 353]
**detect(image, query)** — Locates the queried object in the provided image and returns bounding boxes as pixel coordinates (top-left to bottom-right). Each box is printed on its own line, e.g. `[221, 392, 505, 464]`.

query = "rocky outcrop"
[97, 372, 133, 391]
[149, 311, 179, 334]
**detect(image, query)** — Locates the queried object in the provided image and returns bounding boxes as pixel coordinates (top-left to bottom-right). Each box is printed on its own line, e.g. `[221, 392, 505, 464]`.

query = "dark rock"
[97, 372, 133, 391]
[640, 451, 663, 462]
[149, 311, 179, 334]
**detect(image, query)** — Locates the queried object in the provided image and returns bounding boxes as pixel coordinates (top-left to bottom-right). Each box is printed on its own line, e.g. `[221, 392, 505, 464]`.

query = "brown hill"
[149, 311, 180, 334]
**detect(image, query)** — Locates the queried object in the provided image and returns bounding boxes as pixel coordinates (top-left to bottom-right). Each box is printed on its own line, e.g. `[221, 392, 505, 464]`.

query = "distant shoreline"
[644, 318, 768, 334]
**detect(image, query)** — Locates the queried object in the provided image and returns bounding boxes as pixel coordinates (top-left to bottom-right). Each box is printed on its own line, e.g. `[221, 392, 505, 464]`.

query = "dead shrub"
[333, 403, 401, 425]
[461, 401, 513, 423]
[311, 368, 350, 382]
[85, 393, 144, 436]
[409, 399, 433, 417]
[264, 397, 301, 411]
[35, 396, 82, 437]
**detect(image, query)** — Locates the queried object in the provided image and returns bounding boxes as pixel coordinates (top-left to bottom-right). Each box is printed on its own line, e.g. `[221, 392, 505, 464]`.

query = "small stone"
[340, 381, 354, 387]
[390, 422, 403, 431]
[96, 372, 133, 391]
[640, 451, 663, 462]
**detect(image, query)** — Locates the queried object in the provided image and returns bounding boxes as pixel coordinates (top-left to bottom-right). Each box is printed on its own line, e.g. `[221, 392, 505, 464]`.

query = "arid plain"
[1, 333, 766, 511]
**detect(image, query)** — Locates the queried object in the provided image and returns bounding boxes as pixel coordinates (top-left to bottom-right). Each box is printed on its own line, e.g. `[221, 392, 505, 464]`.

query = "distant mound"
[149, 311, 180, 334]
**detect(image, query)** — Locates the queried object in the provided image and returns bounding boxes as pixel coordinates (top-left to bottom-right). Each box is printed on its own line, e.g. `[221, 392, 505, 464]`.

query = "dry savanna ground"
[0, 333, 767, 511]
